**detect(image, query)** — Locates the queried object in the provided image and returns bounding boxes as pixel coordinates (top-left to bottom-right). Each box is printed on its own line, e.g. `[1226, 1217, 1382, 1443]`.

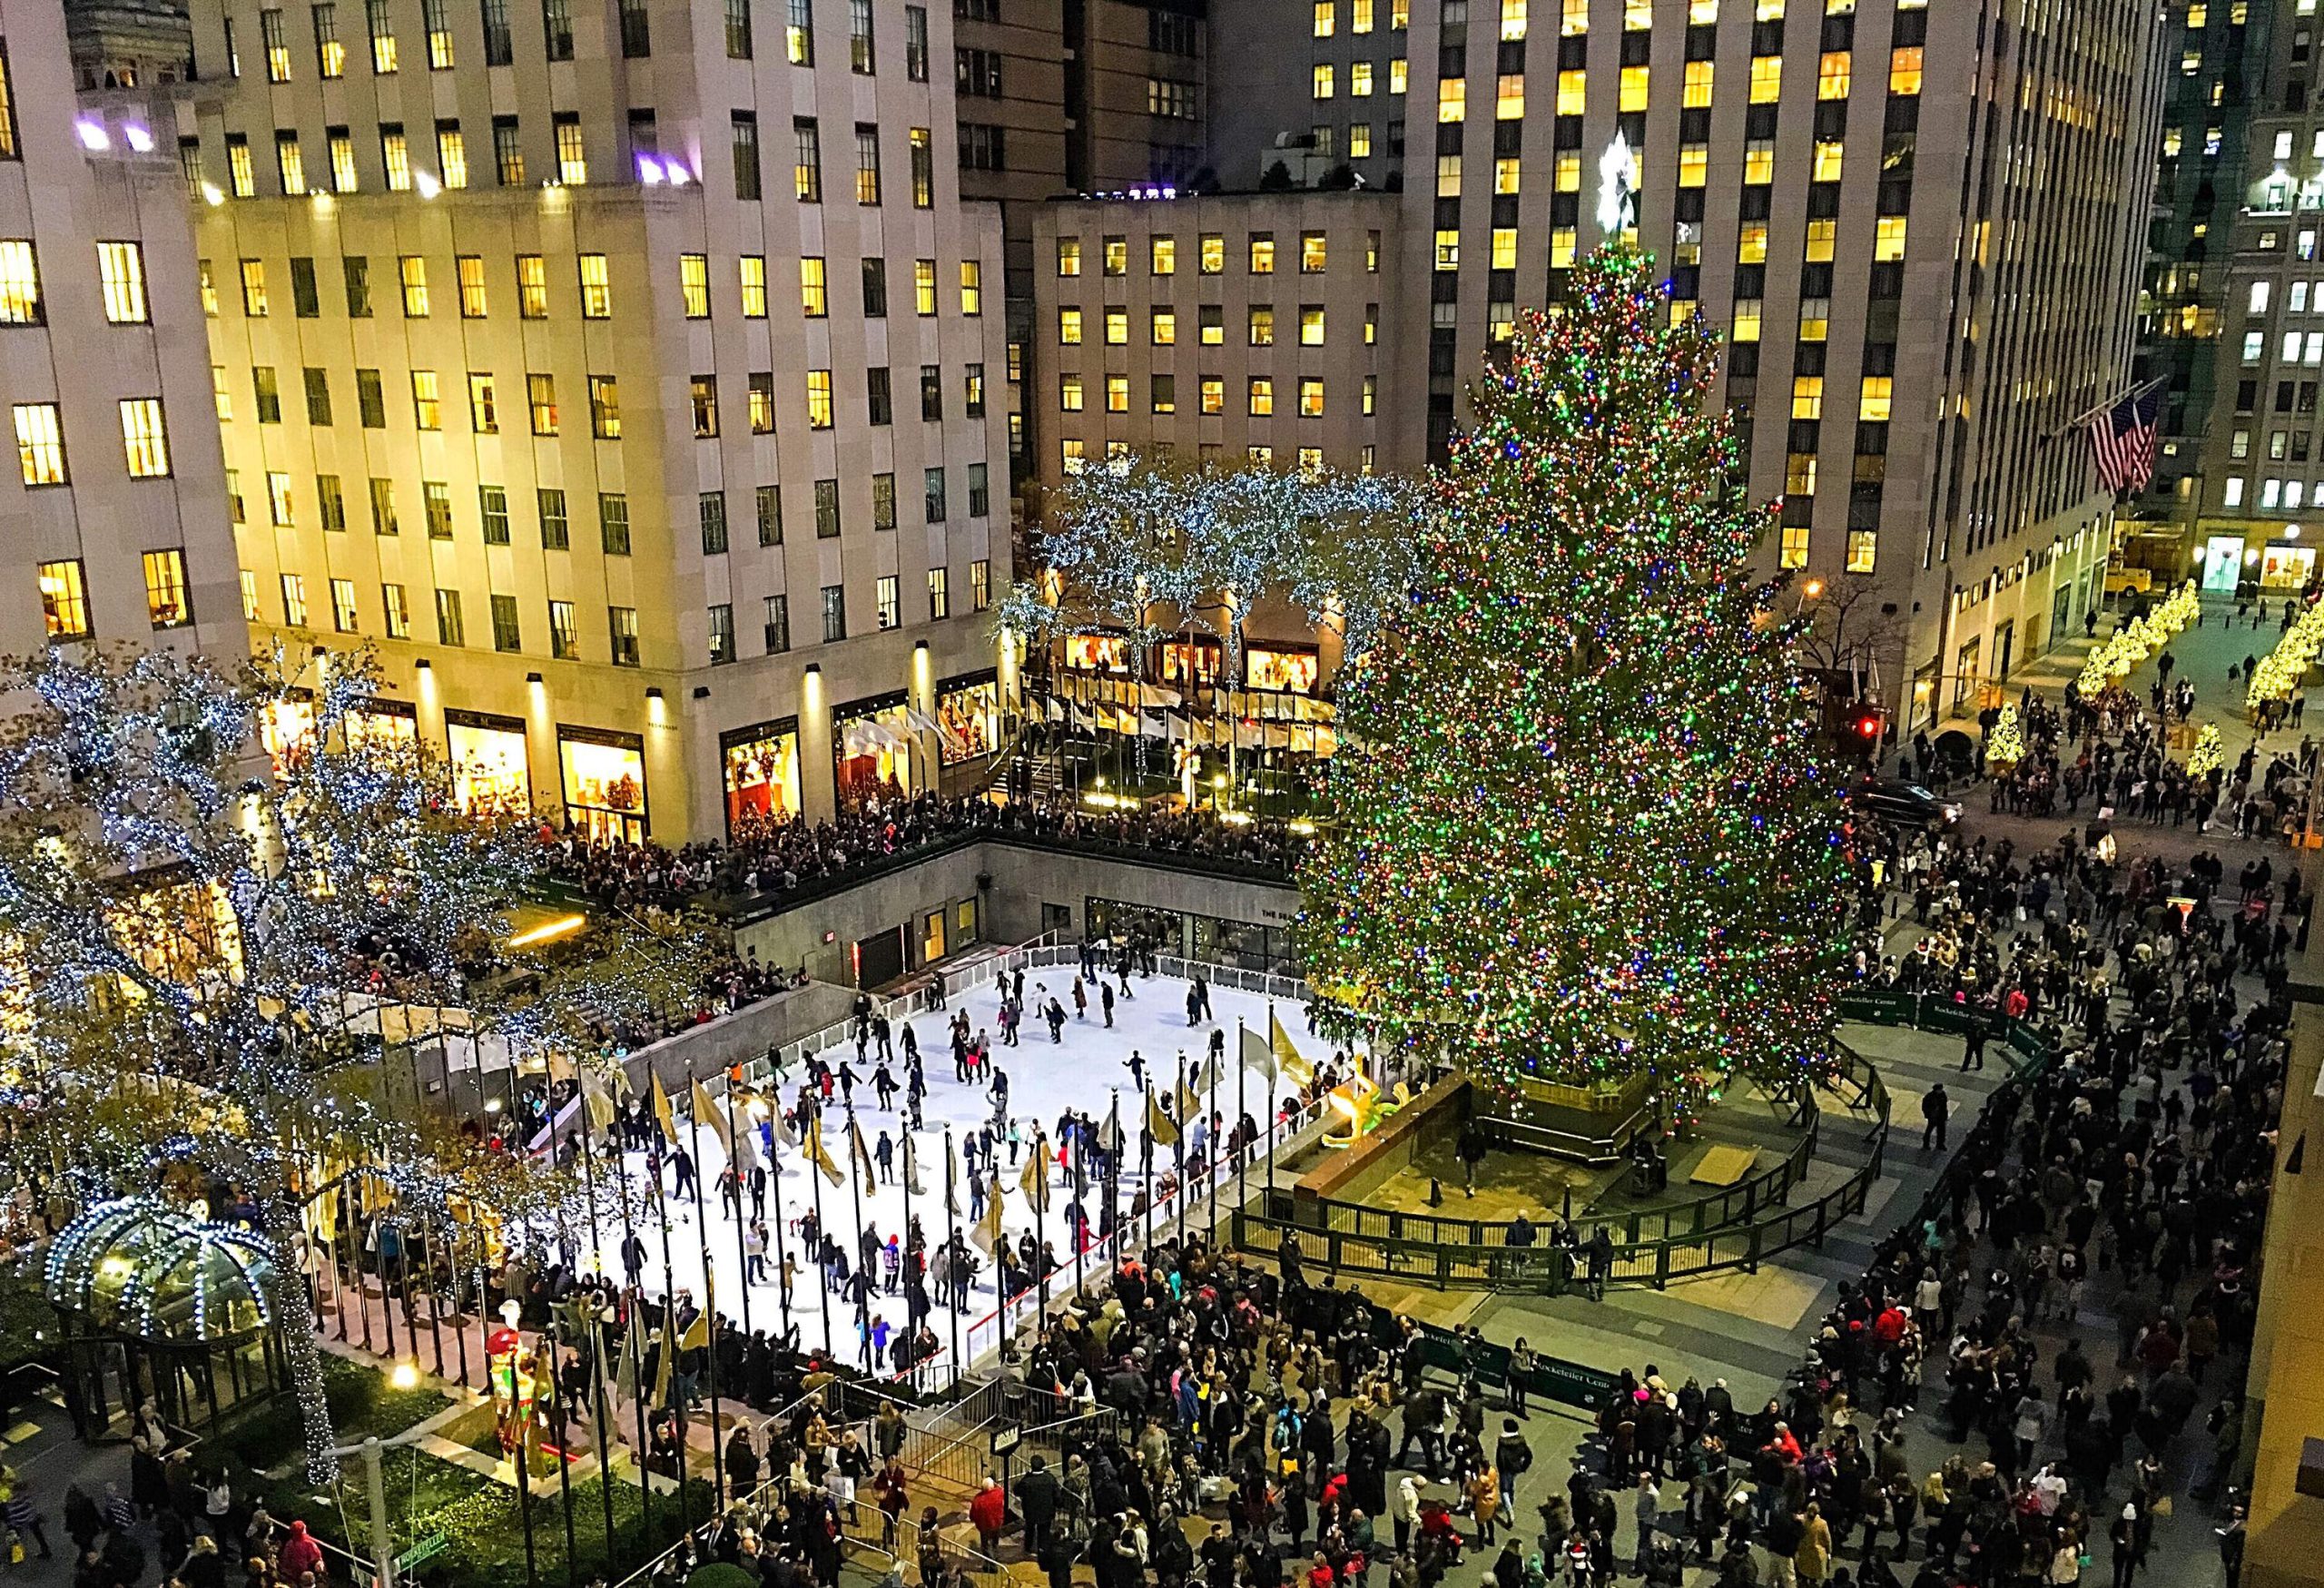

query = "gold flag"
[1197, 1053, 1224, 1093]
[651, 1307, 675, 1406]
[848, 1120, 876, 1182]
[651, 1071, 678, 1147]
[1019, 1136, 1050, 1212]
[767, 1099, 799, 1149]
[1146, 1087, 1180, 1148]
[944, 1138, 960, 1215]
[678, 1302, 709, 1352]
[1177, 1078, 1201, 1119]
[970, 1172, 1005, 1254]
[1239, 1021, 1276, 1081]
[579, 1069, 616, 1132]
[691, 1080, 733, 1156]
[904, 1134, 926, 1198]
[1271, 1010, 1314, 1087]
[808, 1120, 845, 1187]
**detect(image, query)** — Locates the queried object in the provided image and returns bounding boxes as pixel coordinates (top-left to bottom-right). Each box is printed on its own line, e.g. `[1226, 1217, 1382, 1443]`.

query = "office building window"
[143, 549, 192, 629]
[576, 253, 612, 318]
[968, 462, 990, 517]
[539, 488, 569, 548]
[606, 607, 639, 666]
[763, 594, 790, 652]
[554, 113, 586, 182]
[814, 478, 841, 537]
[549, 599, 577, 658]
[599, 492, 631, 555]
[807, 370, 834, 429]
[854, 123, 881, 203]
[431, 587, 463, 646]
[791, 117, 817, 201]
[479, 484, 510, 544]
[317, 471, 345, 530]
[527, 373, 557, 434]
[589, 374, 620, 437]
[315, 4, 345, 74]
[13, 404, 64, 485]
[757, 484, 783, 545]
[381, 582, 409, 636]
[741, 255, 769, 316]
[369, 477, 398, 535]
[423, 479, 454, 538]
[489, 593, 521, 652]
[410, 369, 442, 429]
[821, 584, 846, 642]
[120, 399, 172, 477]
[800, 256, 827, 316]
[493, 116, 523, 184]
[36, 560, 89, 640]
[971, 558, 990, 611]
[279, 572, 310, 629]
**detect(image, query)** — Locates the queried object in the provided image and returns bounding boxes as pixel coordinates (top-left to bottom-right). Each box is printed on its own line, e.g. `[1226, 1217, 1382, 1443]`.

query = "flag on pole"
[944, 1137, 960, 1214]
[807, 1119, 845, 1187]
[767, 1100, 799, 1149]
[1019, 1135, 1051, 1211]
[1146, 1087, 1180, 1147]
[904, 1134, 926, 1197]
[2085, 385, 2161, 494]
[1271, 1009, 1314, 1088]
[1197, 1052, 1223, 1093]
[692, 1079, 733, 1156]
[1177, 1075, 1201, 1120]
[1098, 1111, 1124, 1156]
[728, 1108, 761, 1172]
[1239, 1021, 1276, 1081]
[579, 1068, 617, 1132]
[848, 1119, 877, 1182]
[970, 1172, 1006, 1253]
[678, 1302, 710, 1352]
[651, 1307, 675, 1406]
[651, 1071, 678, 1147]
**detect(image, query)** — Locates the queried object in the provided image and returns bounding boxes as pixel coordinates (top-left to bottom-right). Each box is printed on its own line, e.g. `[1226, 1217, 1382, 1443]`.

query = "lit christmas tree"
[1299, 246, 1845, 1091]
[1986, 704, 2024, 770]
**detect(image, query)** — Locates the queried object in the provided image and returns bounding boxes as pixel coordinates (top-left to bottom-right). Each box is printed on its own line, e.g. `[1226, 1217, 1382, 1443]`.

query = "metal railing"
[1228, 1038, 1893, 1295]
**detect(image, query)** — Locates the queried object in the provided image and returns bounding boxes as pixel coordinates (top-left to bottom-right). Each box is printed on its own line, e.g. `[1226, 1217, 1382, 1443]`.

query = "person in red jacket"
[969, 1476, 1008, 1559]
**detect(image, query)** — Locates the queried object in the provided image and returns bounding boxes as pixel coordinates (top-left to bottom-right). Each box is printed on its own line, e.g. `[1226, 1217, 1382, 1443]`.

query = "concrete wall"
[729, 836, 1302, 984]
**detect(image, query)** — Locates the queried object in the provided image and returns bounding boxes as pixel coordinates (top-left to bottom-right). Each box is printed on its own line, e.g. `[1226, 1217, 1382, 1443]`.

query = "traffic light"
[1850, 704, 1886, 744]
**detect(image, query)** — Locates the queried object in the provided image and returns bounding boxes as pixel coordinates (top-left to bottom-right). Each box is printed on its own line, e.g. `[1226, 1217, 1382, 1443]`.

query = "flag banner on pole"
[2086, 385, 2161, 494]
[944, 1139, 960, 1214]
[808, 1120, 845, 1187]
[579, 1068, 617, 1131]
[678, 1303, 709, 1352]
[1098, 1111, 1124, 1155]
[971, 1174, 1005, 1253]
[651, 1071, 679, 1147]
[904, 1134, 926, 1197]
[1177, 1078, 1201, 1119]
[1271, 1010, 1315, 1088]
[1239, 1022, 1276, 1081]
[692, 1080, 732, 1156]
[1019, 1136, 1051, 1210]
[767, 1100, 799, 1149]
[1197, 1052, 1224, 1092]
[1146, 1087, 1180, 1147]
[849, 1120, 877, 1183]
[729, 1111, 761, 1172]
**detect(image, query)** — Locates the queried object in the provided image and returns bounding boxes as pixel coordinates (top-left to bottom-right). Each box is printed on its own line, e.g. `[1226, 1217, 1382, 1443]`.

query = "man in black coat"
[1017, 1455, 1063, 1556]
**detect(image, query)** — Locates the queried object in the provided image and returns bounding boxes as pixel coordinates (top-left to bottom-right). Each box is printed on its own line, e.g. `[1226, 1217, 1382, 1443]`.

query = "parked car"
[1846, 776, 1962, 829]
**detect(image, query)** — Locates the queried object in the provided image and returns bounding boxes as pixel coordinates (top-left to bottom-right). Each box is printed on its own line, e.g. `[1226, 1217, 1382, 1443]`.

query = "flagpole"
[1032, 1133, 1050, 1334]
[681, 1060, 728, 1500]
[572, 1101, 620, 1568]
[942, 1126, 962, 1385]
[809, 1103, 833, 1356]
[1236, 1019, 1250, 1227]
[1173, 1052, 1187, 1246]
[1206, 1052, 1220, 1243]
[1070, 1117, 1087, 1297]
[607, 1120, 655, 1544]
[646, 1104, 693, 1536]
[845, 1103, 874, 1372]
[718, 1079, 756, 1341]
[1266, 1003, 1279, 1201]
[1105, 1090, 1121, 1253]
[1141, 1090, 1156, 1254]
[766, 1094, 795, 1343]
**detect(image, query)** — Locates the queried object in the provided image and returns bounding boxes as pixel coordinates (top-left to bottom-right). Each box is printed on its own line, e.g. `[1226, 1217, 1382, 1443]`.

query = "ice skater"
[1126, 1050, 1146, 1090]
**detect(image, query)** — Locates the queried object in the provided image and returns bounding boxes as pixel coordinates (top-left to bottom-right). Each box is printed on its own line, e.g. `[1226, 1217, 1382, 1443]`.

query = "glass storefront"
[722, 718, 801, 834]
[1063, 634, 1133, 674]
[833, 693, 915, 811]
[2261, 543, 2315, 590]
[446, 710, 531, 819]
[1245, 645, 1320, 694]
[258, 697, 316, 772]
[557, 726, 648, 843]
[1160, 640, 1221, 686]
[346, 697, 419, 759]
[937, 672, 1002, 765]
[1085, 897, 1298, 975]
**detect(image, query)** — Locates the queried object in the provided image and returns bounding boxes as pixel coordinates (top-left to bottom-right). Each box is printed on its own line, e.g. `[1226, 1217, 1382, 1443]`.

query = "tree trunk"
[262, 1189, 343, 1484]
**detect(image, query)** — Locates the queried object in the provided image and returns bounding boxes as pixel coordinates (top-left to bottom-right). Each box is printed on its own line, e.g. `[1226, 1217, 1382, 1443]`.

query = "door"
[2204, 536, 2245, 593]
[855, 927, 906, 988]
[1994, 620, 2015, 684]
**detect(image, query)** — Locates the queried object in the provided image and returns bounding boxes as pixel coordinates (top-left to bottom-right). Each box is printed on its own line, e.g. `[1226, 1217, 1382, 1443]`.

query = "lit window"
[1059, 374, 1083, 412]
[120, 398, 171, 477]
[1200, 377, 1225, 414]
[1557, 69, 1585, 113]
[1812, 140, 1845, 182]
[241, 259, 269, 316]
[1737, 225, 1768, 263]
[578, 254, 612, 317]
[1299, 378, 1324, 416]
[914, 257, 937, 314]
[1106, 375, 1128, 413]
[1805, 220, 1836, 262]
[1314, 64, 1335, 98]
[1152, 236, 1177, 274]
[1152, 308, 1177, 344]
[1105, 307, 1128, 343]
[517, 255, 548, 317]
[1502, 0, 1528, 35]
[528, 373, 558, 434]
[807, 369, 833, 428]
[1351, 123, 1374, 157]
[1874, 217, 1908, 261]
[1790, 376, 1823, 419]
[1744, 141, 1776, 183]
[1749, 54, 1783, 102]
[1390, 58, 1407, 93]
[1434, 229, 1460, 270]
[1858, 377, 1893, 421]
[589, 373, 621, 437]
[1494, 155, 1521, 192]
[1438, 78, 1465, 121]
[1353, 62, 1374, 95]
[1057, 239, 1082, 276]
[680, 252, 711, 317]
[1492, 228, 1518, 269]
[143, 549, 191, 628]
[13, 404, 65, 485]
[1683, 60, 1713, 107]
[1301, 305, 1325, 344]
[1619, 65, 1648, 112]
[1678, 146, 1709, 187]
[1248, 377, 1274, 416]
[1845, 530, 1876, 574]
[1817, 51, 1851, 99]
[741, 255, 769, 317]
[0, 240, 38, 324]
[1437, 154, 1462, 196]
[39, 561, 90, 639]
[468, 371, 497, 431]
[1302, 232, 1328, 271]
[1889, 46, 1923, 95]
[961, 259, 983, 314]
[800, 256, 828, 316]
[1250, 233, 1276, 272]
[1778, 526, 1809, 568]
[556, 115, 587, 183]
[410, 370, 441, 429]
[1059, 308, 1083, 344]
[1497, 73, 1525, 117]
[399, 254, 429, 316]
[1200, 233, 1225, 273]
[1314, 0, 1334, 34]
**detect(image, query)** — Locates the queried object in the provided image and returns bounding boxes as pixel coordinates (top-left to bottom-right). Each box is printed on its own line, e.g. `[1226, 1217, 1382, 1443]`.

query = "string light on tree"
[1985, 704, 2024, 770]
[1299, 244, 1846, 1093]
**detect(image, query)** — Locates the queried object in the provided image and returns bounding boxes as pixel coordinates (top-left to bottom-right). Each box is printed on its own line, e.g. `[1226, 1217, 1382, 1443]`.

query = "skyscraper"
[164, 0, 1013, 842]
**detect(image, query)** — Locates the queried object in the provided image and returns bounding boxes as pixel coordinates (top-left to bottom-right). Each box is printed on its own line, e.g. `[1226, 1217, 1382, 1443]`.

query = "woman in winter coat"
[1794, 1502, 1834, 1586]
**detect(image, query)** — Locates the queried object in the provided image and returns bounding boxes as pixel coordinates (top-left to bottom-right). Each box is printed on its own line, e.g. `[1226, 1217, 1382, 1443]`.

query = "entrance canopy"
[44, 1198, 277, 1343]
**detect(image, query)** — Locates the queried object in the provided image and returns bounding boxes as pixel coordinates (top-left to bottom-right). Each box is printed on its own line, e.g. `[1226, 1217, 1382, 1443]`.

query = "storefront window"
[722, 721, 801, 833]
[258, 697, 317, 772]
[834, 695, 915, 810]
[2261, 543, 2315, 589]
[1160, 640, 1220, 685]
[1246, 646, 1320, 693]
[937, 675, 1001, 764]
[346, 698, 419, 757]
[1063, 634, 1133, 674]
[557, 728, 647, 843]
[447, 711, 531, 817]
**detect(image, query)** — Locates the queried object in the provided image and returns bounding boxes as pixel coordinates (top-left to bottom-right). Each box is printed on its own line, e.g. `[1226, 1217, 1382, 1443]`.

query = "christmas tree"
[1299, 247, 1844, 1090]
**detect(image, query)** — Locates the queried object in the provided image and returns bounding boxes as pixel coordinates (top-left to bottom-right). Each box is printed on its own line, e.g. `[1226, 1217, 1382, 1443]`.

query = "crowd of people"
[537, 795, 1311, 919]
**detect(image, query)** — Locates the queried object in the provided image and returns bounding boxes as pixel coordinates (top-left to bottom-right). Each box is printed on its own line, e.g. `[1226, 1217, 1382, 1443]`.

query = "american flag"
[2085, 386, 2161, 495]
